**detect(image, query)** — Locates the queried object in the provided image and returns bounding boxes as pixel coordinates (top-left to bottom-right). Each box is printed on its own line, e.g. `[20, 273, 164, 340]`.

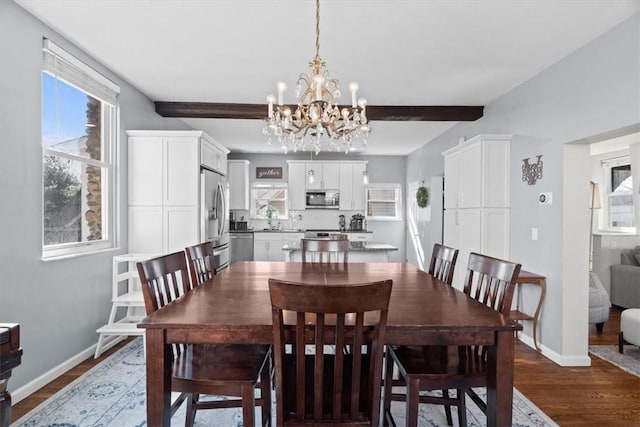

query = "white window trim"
[365, 183, 403, 221]
[42, 40, 120, 260]
[251, 183, 289, 220]
[600, 156, 635, 233]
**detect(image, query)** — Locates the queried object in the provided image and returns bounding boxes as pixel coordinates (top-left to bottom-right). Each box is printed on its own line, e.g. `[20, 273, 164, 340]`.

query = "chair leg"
[619, 332, 625, 353]
[457, 389, 467, 427]
[406, 377, 420, 427]
[260, 362, 271, 426]
[442, 389, 453, 426]
[184, 393, 197, 427]
[242, 384, 255, 427]
[383, 347, 395, 426]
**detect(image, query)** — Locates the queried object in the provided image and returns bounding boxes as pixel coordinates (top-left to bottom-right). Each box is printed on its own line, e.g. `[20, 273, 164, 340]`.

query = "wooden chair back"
[185, 241, 216, 286]
[463, 252, 521, 315]
[269, 279, 393, 426]
[428, 243, 459, 285]
[301, 238, 349, 264]
[136, 251, 192, 315]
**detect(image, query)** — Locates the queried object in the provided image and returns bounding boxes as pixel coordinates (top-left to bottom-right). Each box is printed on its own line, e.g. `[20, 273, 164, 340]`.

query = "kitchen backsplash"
[230, 209, 366, 231]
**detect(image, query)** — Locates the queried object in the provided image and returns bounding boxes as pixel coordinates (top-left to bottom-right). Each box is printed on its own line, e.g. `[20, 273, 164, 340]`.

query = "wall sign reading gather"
[256, 167, 283, 179]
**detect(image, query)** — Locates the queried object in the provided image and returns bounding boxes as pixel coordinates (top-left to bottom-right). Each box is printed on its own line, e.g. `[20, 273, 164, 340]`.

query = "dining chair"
[137, 251, 271, 427]
[301, 238, 349, 264]
[269, 278, 393, 426]
[384, 243, 460, 423]
[428, 243, 459, 285]
[383, 252, 521, 427]
[185, 241, 216, 286]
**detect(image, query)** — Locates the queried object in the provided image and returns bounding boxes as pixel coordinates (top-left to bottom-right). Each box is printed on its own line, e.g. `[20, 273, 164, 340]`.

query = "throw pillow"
[634, 246, 640, 265]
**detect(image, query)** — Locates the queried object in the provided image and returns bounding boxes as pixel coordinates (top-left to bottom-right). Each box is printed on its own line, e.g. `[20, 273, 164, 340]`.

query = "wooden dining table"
[138, 261, 522, 426]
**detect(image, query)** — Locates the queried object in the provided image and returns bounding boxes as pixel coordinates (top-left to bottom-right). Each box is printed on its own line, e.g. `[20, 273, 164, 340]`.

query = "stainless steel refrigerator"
[201, 166, 230, 270]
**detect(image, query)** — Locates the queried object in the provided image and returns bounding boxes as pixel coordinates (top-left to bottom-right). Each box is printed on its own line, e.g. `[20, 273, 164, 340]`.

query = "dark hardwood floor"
[10, 308, 640, 425]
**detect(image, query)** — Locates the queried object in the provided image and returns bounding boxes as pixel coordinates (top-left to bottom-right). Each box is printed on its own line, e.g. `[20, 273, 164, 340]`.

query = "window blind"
[43, 39, 119, 105]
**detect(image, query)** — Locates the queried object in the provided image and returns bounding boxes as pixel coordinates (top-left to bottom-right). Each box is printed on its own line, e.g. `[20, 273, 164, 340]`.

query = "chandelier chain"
[315, 0, 320, 60]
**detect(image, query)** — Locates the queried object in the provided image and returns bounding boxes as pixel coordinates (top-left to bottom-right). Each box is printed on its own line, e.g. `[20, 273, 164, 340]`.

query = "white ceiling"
[17, 0, 640, 155]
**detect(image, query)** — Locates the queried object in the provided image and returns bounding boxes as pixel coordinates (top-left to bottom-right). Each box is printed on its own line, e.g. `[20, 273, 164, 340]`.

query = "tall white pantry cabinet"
[126, 130, 229, 254]
[442, 134, 511, 287]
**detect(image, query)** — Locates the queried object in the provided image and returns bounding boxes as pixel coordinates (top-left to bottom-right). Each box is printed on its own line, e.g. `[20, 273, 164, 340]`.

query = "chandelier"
[263, 0, 371, 154]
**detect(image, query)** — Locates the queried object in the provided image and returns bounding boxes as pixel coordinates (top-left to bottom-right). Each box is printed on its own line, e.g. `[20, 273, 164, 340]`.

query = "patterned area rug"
[13, 338, 557, 427]
[589, 345, 640, 378]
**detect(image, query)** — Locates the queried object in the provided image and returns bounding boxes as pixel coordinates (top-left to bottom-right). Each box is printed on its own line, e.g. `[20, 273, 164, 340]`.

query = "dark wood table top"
[139, 261, 521, 345]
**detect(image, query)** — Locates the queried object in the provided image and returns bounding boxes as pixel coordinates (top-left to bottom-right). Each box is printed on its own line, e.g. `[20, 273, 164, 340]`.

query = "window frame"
[600, 156, 634, 233]
[251, 183, 289, 221]
[365, 183, 403, 221]
[41, 39, 120, 260]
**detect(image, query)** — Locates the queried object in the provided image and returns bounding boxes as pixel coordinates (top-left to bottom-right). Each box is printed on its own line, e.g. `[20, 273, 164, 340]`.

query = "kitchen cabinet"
[287, 162, 307, 211]
[228, 160, 250, 210]
[127, 130, 229, 254]
[306, 163, 340, 190]
[339, 162, 367, 210]
[254, 232, 304, 261]
[442, 134, 511, 288]
[341, 232, 373, 242]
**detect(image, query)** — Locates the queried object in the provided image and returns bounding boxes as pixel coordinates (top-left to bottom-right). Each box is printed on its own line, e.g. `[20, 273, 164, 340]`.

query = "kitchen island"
[283, 241, 398, 262]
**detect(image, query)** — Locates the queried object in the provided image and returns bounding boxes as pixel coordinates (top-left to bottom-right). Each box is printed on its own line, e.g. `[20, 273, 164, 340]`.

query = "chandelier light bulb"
[267, 94, 276, 116]
[358, 98, 367, 108]
[277, 82, 287, 105]
[349, 82, 359, 107]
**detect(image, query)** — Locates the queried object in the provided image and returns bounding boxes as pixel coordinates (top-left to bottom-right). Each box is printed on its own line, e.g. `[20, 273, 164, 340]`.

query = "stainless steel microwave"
[305, 190, 339, 209]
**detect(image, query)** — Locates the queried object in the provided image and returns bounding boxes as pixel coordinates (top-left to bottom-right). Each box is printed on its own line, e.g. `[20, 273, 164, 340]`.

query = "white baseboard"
[518, 332, 591, 367]
[11, 341, 102, 405]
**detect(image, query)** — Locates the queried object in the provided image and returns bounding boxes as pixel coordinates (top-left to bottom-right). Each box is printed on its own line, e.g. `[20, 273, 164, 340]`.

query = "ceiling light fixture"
[263, 0, 371, 155]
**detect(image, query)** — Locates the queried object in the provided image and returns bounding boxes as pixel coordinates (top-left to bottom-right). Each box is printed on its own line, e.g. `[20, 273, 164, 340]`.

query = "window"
[251, 183, 289, 220]
[42, 39, 120, 259]
[601, 157, 634, 231]
[365, 184, 402, 220]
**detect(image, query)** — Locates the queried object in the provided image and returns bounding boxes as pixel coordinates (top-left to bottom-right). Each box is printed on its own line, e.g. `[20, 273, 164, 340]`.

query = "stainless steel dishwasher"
[230, 232, 254, 264]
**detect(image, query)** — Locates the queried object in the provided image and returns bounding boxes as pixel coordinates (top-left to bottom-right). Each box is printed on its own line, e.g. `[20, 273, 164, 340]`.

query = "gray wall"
[405, 13, 640, 362]
[228, 153, 407, 261]
[0, 1, 191, 390]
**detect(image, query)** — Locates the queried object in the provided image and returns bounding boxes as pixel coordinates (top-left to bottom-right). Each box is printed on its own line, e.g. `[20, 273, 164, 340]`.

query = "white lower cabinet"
[254, 233, 304, 261]
[129, 206, 199, 254]
[444, 208, 509, 288]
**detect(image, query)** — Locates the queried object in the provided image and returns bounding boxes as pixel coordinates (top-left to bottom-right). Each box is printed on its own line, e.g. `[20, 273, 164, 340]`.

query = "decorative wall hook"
[522, 155, 543, 185]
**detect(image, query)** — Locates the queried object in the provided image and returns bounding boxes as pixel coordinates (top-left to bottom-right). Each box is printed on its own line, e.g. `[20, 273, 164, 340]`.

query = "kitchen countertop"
[232, 229, 374, 233]
[282, 242, 397, 252]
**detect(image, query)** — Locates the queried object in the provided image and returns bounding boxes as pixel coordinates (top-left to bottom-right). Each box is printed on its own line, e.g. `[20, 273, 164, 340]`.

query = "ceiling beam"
[155, 102, 484, 122]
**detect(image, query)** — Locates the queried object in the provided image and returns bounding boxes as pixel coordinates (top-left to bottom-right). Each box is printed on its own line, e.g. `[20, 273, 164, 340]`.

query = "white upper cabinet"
[339, 162, 367, 210]
[306, 163, 340, 190]
[442, 135, 510, 209]
[164, 136, 199, 206]
[287, 161, 307, 211]
[228, 160, 250, 210]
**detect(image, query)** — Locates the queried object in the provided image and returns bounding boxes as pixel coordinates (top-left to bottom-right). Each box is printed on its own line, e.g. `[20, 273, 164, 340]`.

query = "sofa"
[610, 246, 640, 309]
[589, 272, 610, 332]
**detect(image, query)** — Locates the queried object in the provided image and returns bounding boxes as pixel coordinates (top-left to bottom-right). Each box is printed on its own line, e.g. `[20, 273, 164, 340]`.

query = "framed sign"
[256, 167, 283, 179]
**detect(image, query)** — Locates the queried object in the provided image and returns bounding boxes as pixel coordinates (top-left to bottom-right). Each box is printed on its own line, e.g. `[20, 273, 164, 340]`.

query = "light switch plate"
[531, 228, 538, 240]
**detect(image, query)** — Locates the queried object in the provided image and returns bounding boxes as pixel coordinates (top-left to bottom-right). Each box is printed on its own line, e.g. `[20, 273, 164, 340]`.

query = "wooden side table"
[511, 270, 546, 351]
[0, 323, 22, 427]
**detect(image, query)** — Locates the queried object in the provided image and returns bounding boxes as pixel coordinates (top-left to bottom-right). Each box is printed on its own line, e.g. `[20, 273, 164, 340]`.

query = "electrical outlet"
[538, 192, 552, 205]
